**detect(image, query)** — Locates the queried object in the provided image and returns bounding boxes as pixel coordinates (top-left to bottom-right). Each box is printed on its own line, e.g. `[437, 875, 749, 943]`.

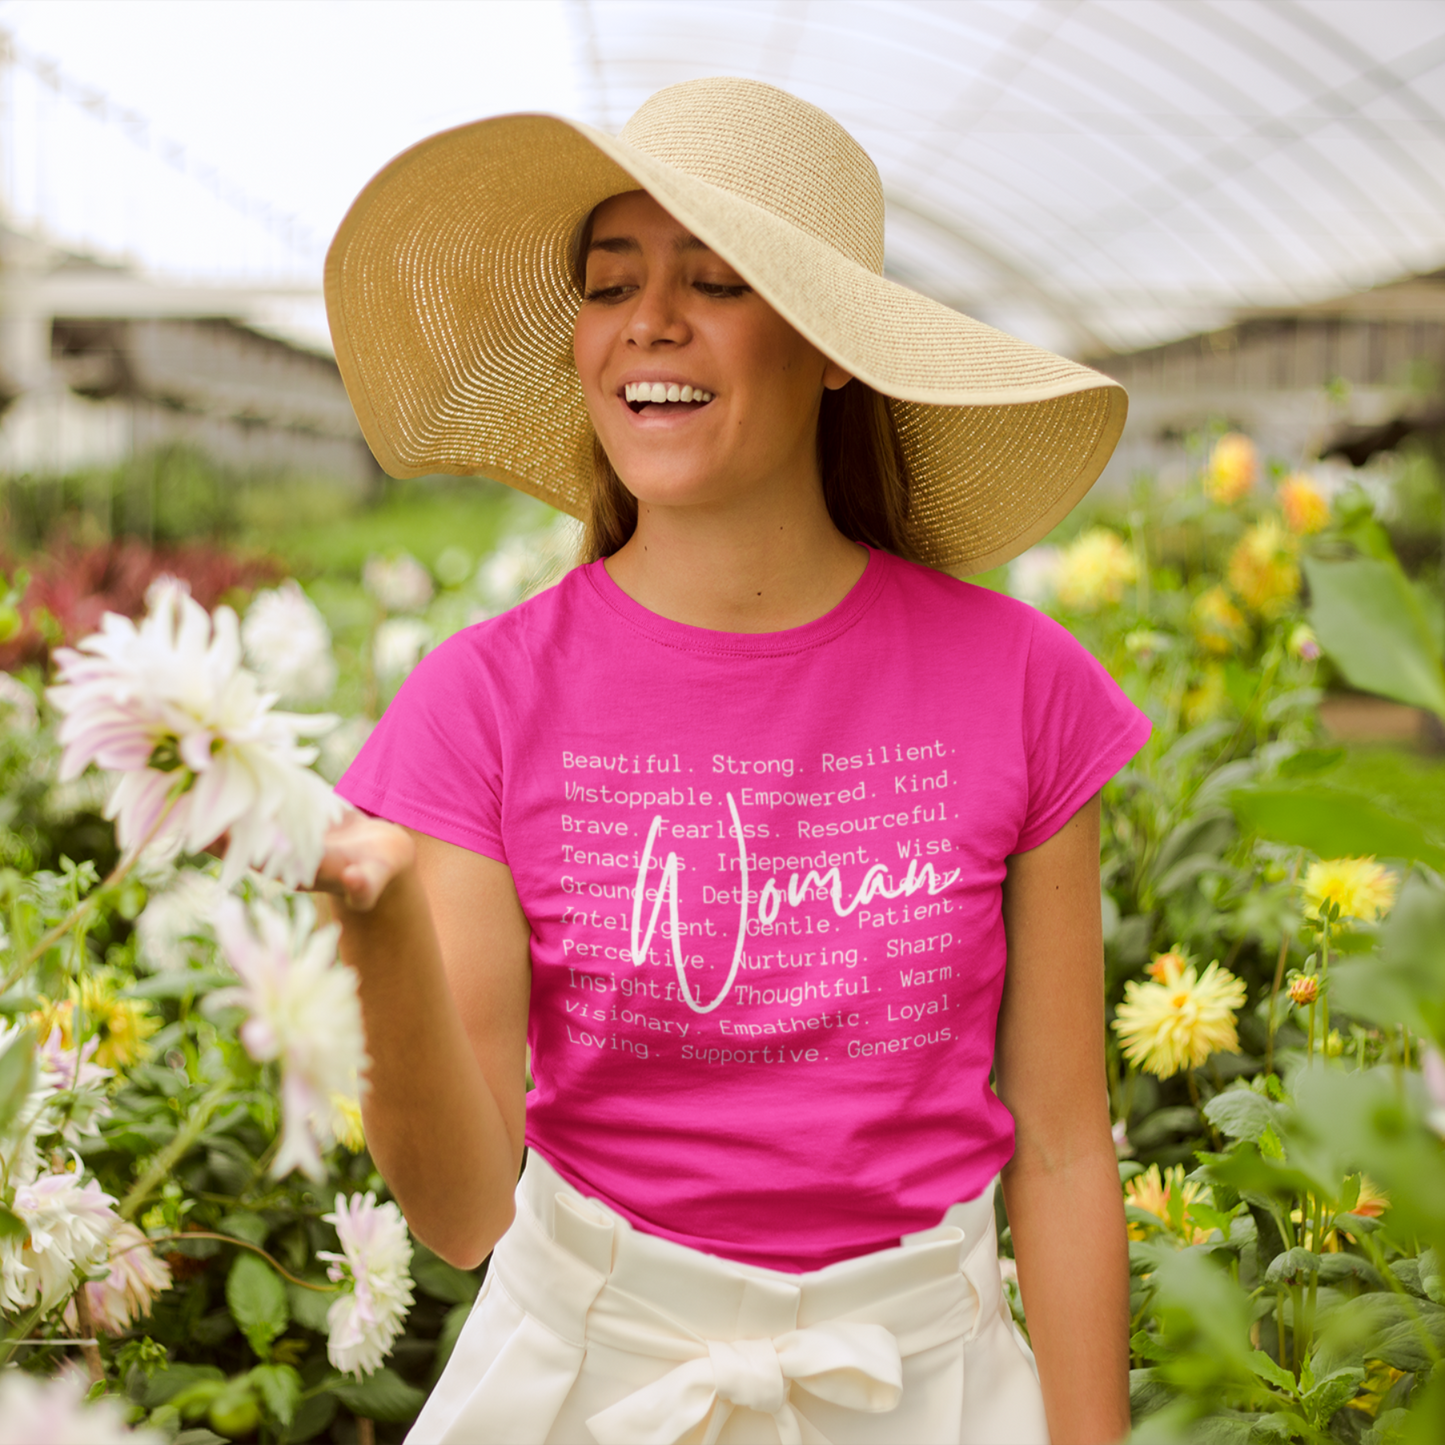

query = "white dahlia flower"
[372, 617, 432, 683]
[0, 1369, 162, 1445]
[320, 1191, 415, 1378]
[0, 1166, 118, 1312]
[212, 896, 367, 1181]
[36, 1026, 114, 1145]
[47, 579, 344, 887]
[362, 552, 433, 614]
[64, 1219, 173, 1335]
[242, 580, 338, 703]
[135, 868, 225, 971]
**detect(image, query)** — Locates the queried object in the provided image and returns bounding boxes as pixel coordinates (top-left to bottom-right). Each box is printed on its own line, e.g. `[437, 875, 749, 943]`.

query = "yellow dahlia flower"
[1183, 664, 1229, 726]
[1288, 974, 1319, 1006]
[1053, 528, 1137, 612]
[1147, 950, 1190, 983]
[1278, 473, 1330, 535]
[1113, 959, 1247, 1078]
[1205, 433, 1259, 504]
[33, 974, 159, 1070]
[1227, 519, 1301, 618]
[1302, 857, 1397, 924]
[331, 1093, 367, 1153]
[1124, 1164, 1210, 1244]
[1192, 586, 1250, 655]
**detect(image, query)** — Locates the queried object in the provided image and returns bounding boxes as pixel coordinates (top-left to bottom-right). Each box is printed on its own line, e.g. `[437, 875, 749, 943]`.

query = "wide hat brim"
[326, 112, 1126, 575]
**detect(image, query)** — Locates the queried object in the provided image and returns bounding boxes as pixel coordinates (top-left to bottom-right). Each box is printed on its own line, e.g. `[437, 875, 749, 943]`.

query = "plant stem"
[1265, 858, 1301, 1078]
[137, 1232, 338, 1291]
[72, 1282, 104, 1384]
[119, 1079, 229, 1221]
[1319, 916, 1331, 1058]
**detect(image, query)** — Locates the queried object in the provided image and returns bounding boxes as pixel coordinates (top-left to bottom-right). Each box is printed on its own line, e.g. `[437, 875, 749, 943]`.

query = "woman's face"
[573, 190, 850, 514]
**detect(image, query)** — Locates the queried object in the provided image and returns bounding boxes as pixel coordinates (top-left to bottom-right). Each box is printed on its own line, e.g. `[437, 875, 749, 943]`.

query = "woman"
[317, 77, 1148, 1445]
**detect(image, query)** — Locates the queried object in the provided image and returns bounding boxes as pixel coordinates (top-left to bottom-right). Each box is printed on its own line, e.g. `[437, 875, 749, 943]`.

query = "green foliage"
[1304, 557, 1445, 719]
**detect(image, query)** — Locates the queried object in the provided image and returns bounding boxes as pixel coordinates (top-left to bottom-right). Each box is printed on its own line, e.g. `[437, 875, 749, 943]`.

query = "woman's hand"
[310, 811, 416, 913]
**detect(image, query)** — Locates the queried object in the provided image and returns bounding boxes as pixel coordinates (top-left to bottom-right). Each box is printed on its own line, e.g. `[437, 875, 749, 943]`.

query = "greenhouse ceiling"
[567, 0, 1445, 358]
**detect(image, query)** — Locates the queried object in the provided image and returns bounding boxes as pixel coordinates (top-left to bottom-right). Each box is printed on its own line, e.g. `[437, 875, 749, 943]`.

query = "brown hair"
[571, 204, 918, 565]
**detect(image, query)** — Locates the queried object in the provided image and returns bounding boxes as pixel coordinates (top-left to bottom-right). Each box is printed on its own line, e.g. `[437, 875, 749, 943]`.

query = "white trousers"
[407, 1152, 1050, 1444]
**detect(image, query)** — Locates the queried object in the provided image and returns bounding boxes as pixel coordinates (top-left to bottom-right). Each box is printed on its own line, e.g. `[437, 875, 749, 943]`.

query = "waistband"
[487, 1153, 1010, 1444]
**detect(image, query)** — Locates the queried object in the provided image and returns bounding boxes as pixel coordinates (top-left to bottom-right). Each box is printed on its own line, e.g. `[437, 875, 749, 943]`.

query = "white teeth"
[623, 383, 712, 404]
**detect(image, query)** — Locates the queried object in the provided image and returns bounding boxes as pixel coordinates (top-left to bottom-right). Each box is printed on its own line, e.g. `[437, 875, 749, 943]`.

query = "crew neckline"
[582, 546, 892, 657]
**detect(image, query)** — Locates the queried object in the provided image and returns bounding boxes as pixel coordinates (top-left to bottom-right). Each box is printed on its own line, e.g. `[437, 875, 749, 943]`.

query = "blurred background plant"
[996, 426, 1445, 1445]
[0, 468, 573, 1442]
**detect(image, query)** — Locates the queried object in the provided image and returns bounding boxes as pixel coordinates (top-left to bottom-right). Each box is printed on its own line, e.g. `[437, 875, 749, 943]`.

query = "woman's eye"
[695, 282, 752, 299]
[583, 284, 633, 303]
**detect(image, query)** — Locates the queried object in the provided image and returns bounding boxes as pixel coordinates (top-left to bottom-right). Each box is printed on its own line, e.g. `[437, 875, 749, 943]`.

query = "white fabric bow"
[586, 1318, 903, 1445]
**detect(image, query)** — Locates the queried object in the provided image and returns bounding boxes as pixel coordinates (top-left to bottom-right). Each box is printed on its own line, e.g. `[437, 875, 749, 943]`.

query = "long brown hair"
[572, 206, 917, 564]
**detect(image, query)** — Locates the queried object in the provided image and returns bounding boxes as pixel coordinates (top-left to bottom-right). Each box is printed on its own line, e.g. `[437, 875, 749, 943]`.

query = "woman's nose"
[625, 277, 690, 348]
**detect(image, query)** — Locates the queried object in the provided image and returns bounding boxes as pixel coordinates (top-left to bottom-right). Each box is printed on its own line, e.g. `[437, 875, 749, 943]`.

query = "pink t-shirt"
[339, 549, 1150, 1271]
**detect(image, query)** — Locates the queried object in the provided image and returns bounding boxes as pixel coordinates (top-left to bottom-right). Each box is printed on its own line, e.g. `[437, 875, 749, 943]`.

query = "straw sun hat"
[325, 76, 1126, 575]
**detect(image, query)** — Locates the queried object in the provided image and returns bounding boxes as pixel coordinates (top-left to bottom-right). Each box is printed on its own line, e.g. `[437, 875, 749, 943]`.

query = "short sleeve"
[1014, 610, 1151, 853]
[336, 630, 509, 863]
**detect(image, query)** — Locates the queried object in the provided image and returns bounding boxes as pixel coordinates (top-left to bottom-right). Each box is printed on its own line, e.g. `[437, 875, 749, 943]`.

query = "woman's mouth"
[623, 382, 714, 414]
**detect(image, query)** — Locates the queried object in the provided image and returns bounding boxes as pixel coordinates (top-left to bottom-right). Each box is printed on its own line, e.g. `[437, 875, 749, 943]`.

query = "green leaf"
[1229, 783, 1445, 868]
[1332, 876, 1445, 1048]
[1301, 1367, 1365, 1426]
[1205, 1141, 1323, 1202]
[0, 1026, 37, 1137]
[326, 1367, 426, 1424]
[411, 1252, 481, 1306]
[226, 1253, 289, 1359]
[1421, 1248, 1444, 1307]
[144, 1364, 226, 1409]
[0, 1203, 28, 1242]
[431, 1302, 472, 1385]
[1205, 1088, 1281, 1144]
[1374, 1310, 1445, 1374]
[1245, 1348, 1298, 1396]
[285, 1278, 336, 1333]
[217, 1212, 269, 1248]
[248, 1364, 302, 1427]
[1304, 555, 1445, 719]
[1277, 747, 1345, 779]
[1265, 1248, 1323, 1286]
[166, 1381, 228, 1421]
[278, 1390, 337, 1445]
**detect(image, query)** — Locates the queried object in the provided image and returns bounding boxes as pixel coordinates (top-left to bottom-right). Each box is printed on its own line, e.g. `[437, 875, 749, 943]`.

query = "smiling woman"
[574, 193, 916, 578]
[316, 76, 1149, 1445]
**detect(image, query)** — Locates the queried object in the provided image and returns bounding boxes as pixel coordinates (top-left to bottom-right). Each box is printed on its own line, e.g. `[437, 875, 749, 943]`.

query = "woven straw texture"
[326, 77, 1126, 574]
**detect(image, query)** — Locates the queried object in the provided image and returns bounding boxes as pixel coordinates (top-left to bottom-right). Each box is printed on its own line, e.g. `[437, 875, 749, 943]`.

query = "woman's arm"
[320, 815, 532, 1268]
[994, 793, 1131, 1445]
